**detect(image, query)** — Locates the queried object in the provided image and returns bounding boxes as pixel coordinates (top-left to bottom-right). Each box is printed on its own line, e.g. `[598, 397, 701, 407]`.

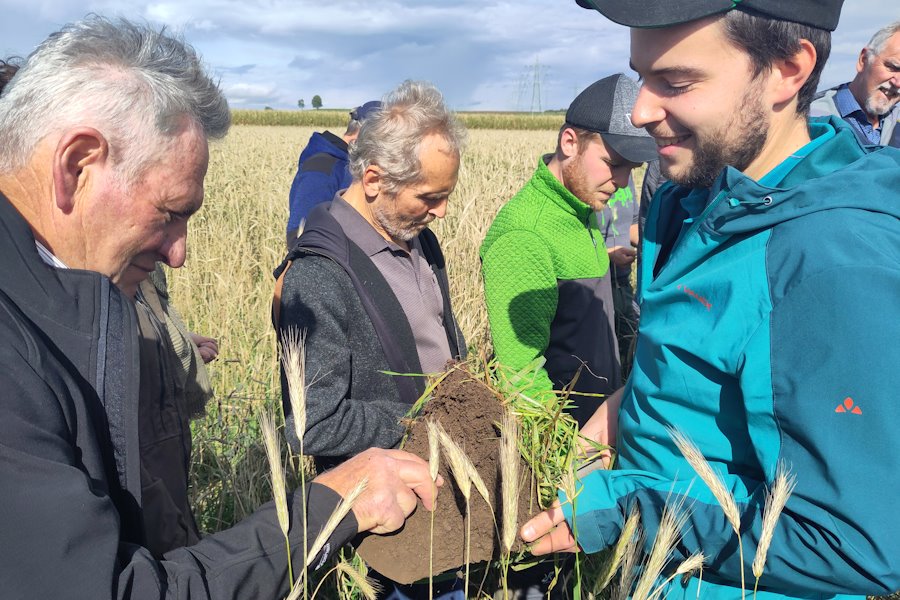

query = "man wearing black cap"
[522, 2, 900, 598]
[285, 100, 381, 249]
[481, 74, 656, 427]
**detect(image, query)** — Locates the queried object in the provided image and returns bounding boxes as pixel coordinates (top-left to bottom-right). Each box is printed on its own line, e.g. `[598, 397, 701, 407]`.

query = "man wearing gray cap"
[523, 1, 900, 599]
[480, 74, 656, 427]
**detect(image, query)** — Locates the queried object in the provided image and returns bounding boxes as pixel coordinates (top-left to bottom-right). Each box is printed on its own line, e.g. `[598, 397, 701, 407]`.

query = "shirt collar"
[329, 194, 409, 257]
[833, 84, 867, 120]
[35, 240, 68, 269]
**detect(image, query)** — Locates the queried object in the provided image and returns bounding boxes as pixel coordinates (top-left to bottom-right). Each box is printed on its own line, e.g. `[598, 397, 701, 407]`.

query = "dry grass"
[631, 495, 692, 600]
[232, 108, 566, 130]
[752, 464, 797, 588]
[499, 409, 522, 554]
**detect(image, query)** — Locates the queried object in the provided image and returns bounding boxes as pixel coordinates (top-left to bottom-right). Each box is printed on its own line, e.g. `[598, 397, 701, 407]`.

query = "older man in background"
[0, 17, 439, 599]
[274, 79, 468, 600]
[274, 80, 466, 470]
[811, 21, 900, 146]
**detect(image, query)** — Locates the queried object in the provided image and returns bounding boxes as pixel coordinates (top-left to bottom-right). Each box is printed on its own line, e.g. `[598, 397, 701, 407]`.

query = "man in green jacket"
[480, 74, 656, 425]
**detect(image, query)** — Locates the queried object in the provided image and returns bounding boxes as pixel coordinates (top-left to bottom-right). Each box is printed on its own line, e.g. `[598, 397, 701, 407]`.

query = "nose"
[428, 198, 448, 220]
[630, 84, 664, 129]
[612, 166, 634, 191]
[161, 223, 188, 269]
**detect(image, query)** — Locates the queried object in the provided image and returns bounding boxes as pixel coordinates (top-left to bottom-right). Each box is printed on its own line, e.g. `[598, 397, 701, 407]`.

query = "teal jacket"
[563, 118, 900, 599]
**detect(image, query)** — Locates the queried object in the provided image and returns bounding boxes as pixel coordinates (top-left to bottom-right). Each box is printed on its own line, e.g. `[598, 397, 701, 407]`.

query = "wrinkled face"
[561, 134, 638, 211]
[630, 17, 771, 188]
[858, 32, 900, 118]
[373, 133, 459, 242]
[83, 124, 208, 297]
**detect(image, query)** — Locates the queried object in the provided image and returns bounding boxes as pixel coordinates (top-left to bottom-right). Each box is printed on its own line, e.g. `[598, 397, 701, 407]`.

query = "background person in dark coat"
[286, 100, 382, 249]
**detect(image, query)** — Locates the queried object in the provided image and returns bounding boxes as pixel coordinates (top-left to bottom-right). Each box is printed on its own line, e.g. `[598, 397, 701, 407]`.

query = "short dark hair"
[723, 8, 831, 116]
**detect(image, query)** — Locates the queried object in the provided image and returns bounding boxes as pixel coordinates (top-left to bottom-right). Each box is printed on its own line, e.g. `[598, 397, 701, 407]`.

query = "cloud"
[218, 63, 256, 75]
[0, 0, 892, 109]
[221, 81, 279, 105]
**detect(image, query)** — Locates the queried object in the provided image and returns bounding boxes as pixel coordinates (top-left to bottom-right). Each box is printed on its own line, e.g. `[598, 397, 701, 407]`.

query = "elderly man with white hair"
[0, 16, 439, 600]
[811, 20, 900, 146]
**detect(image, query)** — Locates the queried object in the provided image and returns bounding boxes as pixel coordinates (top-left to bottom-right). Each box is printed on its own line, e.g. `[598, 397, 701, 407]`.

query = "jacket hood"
[297, 131, 349, 164]
[670, 117, 900, 237]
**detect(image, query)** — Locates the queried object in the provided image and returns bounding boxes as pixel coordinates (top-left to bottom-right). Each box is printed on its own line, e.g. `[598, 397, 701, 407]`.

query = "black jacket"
[0, 193, 354, 599]
[274, 200, 465, 468]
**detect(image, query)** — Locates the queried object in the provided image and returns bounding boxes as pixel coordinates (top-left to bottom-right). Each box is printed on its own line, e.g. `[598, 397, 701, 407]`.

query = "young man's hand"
[520, 501, 579, 555]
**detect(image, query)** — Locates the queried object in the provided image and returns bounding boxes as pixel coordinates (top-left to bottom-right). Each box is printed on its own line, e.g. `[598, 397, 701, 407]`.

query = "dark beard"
[664, 84, 769, 189]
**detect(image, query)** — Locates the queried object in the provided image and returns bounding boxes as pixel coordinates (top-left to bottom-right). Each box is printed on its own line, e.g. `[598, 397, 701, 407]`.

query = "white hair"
[0, 15, 229, 181]
[348, 80, 466, 194]
[866, 21, 900, 60]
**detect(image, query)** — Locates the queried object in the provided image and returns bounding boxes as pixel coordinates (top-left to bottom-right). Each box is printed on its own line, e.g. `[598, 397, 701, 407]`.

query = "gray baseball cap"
[565, 73, 657, 163]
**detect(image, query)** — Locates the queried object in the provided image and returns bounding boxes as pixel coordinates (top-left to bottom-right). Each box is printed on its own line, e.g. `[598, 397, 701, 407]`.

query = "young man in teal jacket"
[523, 1, 900, 598]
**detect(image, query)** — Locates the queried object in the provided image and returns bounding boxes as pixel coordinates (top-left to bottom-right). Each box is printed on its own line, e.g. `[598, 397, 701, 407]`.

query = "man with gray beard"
[274, 80, 466, 472]
[811, 21, 900, 146]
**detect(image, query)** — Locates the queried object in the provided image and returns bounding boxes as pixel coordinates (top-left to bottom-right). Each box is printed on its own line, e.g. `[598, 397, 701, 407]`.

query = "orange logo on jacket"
[677, 284, 712, 311]
[835, 397, 862, 415]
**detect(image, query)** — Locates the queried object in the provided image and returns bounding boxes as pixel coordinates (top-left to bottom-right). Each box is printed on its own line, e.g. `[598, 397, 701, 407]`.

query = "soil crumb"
[356, 366, 539, 585]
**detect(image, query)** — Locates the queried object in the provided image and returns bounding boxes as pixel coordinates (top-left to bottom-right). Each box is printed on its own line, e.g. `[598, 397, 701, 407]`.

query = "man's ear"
[770, 38, 817, 107]
[52, 127, 109, 213]
[361, 164, 383, 198]
[857, 47, 869, 75]
[558, 127, 580, 160]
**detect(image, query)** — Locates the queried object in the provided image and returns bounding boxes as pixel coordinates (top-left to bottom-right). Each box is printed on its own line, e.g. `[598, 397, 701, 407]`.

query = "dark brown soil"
[356, 367, 539, 584]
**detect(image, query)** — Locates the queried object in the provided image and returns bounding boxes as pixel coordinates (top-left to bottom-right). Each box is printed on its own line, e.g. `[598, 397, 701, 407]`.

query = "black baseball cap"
[574, 0, 844, 32]
[565, 74, 657, 163]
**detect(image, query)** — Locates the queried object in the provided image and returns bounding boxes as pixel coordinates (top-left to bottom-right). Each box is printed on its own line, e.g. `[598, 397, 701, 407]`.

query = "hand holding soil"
[355, 367, 540, 584]
[317, 447, 444, 534]
[520, 500, 579, 555]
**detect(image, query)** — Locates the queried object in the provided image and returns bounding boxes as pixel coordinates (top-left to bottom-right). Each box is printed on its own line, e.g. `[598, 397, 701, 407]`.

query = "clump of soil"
[356, 367, 540, 584]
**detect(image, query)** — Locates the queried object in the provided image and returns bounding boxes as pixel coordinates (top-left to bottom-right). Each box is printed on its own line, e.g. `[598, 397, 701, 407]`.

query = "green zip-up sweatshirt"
[480, 156, 619, 425]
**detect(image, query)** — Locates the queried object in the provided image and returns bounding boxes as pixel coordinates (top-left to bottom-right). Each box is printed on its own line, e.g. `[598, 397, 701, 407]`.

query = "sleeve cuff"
[300, 482, 359, 569]
[557, 474, 610, 554]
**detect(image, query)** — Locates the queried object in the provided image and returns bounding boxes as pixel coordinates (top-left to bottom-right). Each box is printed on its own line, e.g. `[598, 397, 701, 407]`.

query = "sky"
[1, 0, 898, 112]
